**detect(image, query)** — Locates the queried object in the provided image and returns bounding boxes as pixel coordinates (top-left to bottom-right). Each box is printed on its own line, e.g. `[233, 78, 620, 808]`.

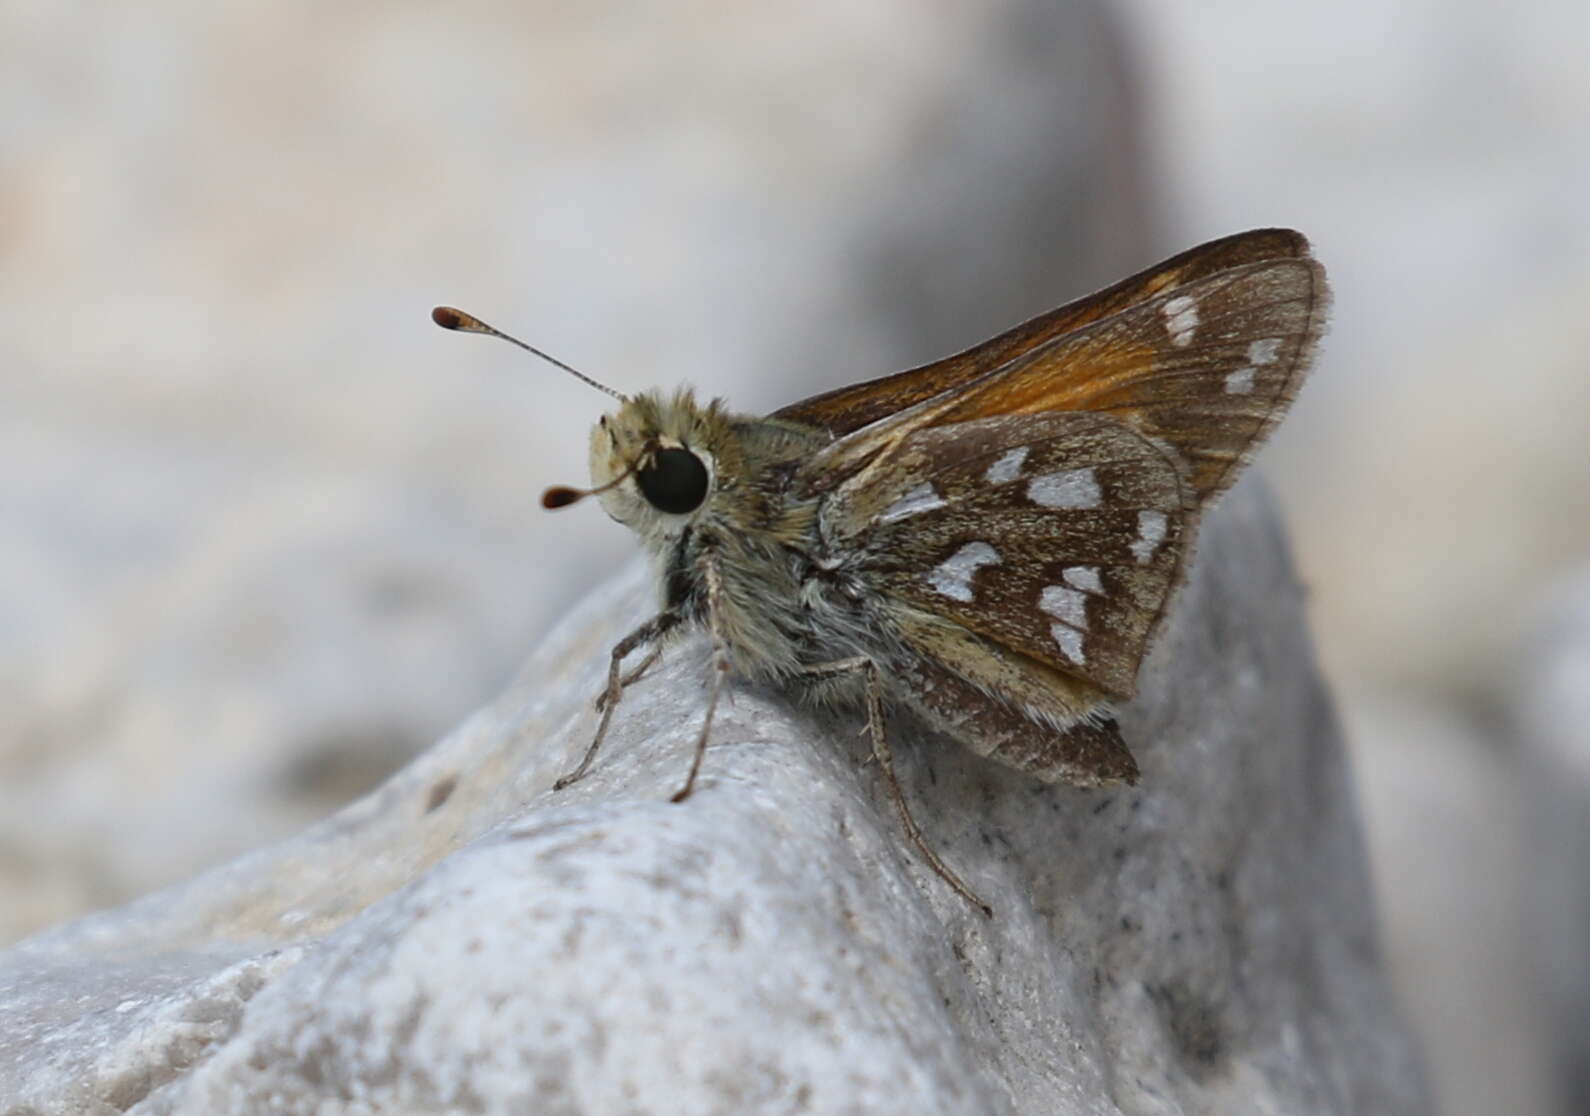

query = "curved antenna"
[540, 439, 656, 511]
[431, 306, 626, 402]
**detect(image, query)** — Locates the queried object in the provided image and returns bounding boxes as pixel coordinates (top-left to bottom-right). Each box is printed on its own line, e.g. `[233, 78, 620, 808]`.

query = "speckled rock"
[1513, 572, 1590, 1116]
[0, 482, 1431, 1115]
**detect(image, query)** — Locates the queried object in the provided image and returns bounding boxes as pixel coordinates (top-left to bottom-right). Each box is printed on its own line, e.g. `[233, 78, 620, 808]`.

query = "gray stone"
[1344, 695, 1554, 1116]
[1512, 572, 1590, 1116]
[0, 481, 1431, 1115]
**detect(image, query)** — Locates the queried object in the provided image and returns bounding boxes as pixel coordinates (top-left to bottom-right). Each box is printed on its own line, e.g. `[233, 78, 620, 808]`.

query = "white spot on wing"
[1063, 565, 1103, 594]
[1224, 366, 1257, 394]
[1027, 468, 1102, 509]
[877, 481, 947, 524]
[1040, 584, 1089, 629]
[1248, 338, 1282, 365]
[984, 446, 1029, 485]
[928, 541, 1000, 602]
[1130, 510, 1169, 564]
[1161, 295, 1200, 347]
[1050, 623, 1086, 666]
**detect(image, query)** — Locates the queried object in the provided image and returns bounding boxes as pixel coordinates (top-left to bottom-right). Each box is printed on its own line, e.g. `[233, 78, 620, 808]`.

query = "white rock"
[0, 482, 1431, 1115]
[1345, 694, 1553, 1116]
[1512, 572, 1590, 1113]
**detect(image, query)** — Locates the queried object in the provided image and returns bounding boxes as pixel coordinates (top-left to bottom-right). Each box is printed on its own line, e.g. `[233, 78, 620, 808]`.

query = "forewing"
[773, 228, 1315, 437]
[837, 413, 1189, 699]
[931, 256, 1327, 506]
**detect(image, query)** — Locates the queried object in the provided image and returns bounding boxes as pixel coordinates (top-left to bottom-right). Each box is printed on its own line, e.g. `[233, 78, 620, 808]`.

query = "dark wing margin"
[897, 647, 1140, 786]
[772, 228, 1316, 436]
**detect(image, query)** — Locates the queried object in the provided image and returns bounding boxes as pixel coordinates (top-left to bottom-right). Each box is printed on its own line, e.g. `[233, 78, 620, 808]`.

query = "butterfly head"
[428, 308, 743, 546]
[576, 388, 733, 550]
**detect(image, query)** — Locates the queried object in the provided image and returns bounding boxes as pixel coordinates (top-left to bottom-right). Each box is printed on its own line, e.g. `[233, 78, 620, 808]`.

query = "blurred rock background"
[0, 3, 1584, 1115]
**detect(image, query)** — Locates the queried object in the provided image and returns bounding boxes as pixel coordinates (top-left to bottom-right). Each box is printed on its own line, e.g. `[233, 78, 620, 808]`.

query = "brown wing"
[773, 228, 1317, 437]
[834, 413, 1190, 700]
[931, 256, 1326, 506]
[886, 633, 1139, 786]
[798, 252, 1326, 513]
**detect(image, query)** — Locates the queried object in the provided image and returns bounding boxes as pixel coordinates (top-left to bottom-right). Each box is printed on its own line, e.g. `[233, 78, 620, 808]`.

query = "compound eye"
[635, 447, 709, 515]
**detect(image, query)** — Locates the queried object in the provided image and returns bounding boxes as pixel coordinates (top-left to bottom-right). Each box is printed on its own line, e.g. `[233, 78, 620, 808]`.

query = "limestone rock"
[1513, 572, 1590, 1115]
[0, 482, 1430, 1115]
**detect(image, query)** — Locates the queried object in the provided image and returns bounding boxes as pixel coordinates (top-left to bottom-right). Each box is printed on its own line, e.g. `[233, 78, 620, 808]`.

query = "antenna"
[540, 438, 656, 511]
[431, 306, 626, 402]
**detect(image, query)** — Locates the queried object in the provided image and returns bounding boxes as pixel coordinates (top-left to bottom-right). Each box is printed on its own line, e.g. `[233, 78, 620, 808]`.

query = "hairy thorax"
[669, 497, 901, 700]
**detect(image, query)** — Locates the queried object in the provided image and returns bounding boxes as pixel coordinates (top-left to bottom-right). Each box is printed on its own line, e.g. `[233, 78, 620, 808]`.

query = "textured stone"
[0, 482, 1431, 1115]
[1344, 695, 1553, 1116]
[1512, 572, 1590, 1116]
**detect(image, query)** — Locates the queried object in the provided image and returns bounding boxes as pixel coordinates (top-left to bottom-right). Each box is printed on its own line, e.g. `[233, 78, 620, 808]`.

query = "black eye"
[636, 447, 709, 515]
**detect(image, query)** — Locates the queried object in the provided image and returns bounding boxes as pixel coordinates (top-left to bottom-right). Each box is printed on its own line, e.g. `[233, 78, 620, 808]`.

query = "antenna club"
[430, 304, 628, 402]
[432, 306, 467, 330]
[542, 486, 585, 510]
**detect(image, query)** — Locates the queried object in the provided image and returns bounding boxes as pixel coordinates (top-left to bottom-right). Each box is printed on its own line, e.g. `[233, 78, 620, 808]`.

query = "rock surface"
[1512, 572, 1590, 1116]
[0, 482, 1431, 1115]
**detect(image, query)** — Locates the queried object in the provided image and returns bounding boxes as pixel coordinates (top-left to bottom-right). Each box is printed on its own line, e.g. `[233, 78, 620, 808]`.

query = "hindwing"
[832, 413, 1189, 699]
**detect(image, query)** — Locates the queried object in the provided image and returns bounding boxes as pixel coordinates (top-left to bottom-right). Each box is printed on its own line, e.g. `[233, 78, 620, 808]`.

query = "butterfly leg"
[595, 645, 663, 712]
[798, 657, 993, 918]
[669, 556, 730, 804]
[554, 609, 681, 790]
